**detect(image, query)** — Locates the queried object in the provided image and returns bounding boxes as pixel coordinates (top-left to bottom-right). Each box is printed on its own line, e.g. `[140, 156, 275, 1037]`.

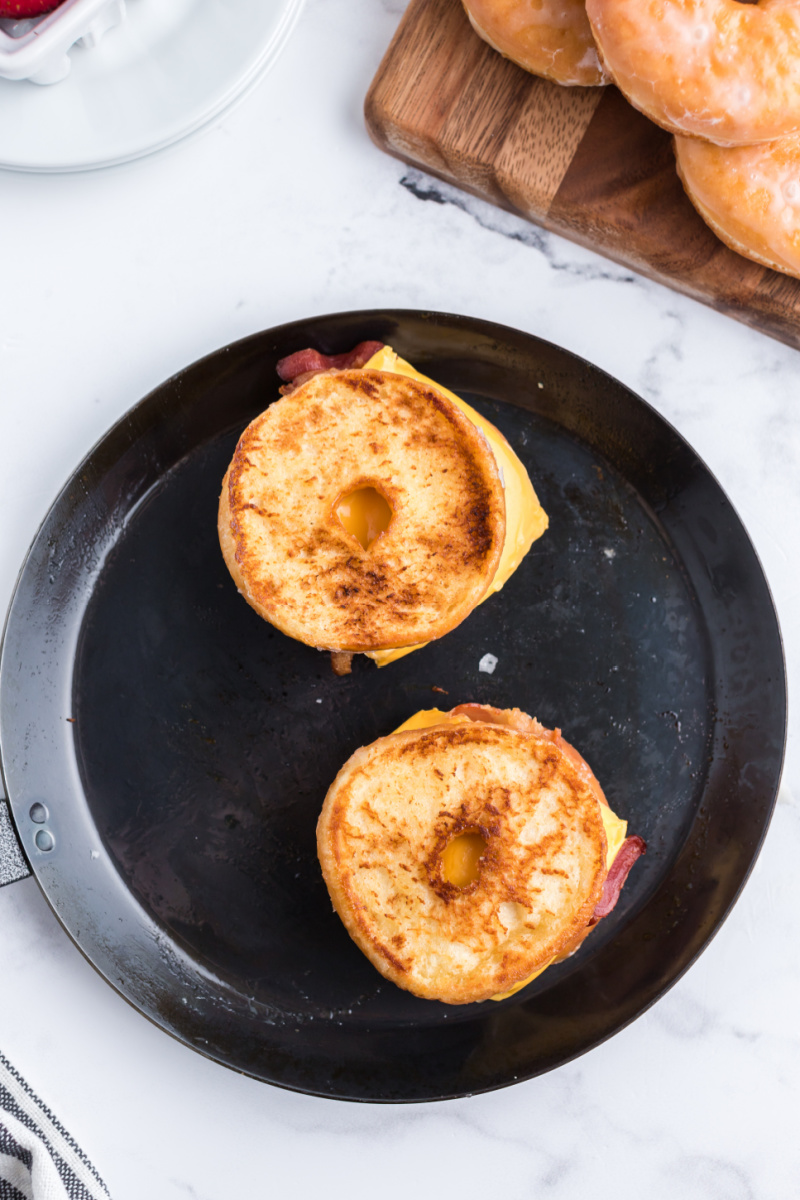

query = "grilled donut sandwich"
[219, 344, 548, 672]
[317, 703, 645, 1005]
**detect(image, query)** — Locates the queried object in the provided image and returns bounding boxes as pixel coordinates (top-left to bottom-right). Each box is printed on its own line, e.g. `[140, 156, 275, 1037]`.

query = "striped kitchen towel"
[0, 1053, 110, 1200]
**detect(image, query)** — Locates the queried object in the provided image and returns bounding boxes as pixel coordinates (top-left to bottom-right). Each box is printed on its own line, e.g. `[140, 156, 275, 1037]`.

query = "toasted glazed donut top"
[218, 369, 505, 653]
[463, 0, 608, 86]
[675, 133, 800, 277]
[317, 718, 608, 1005]
[586, 0, 800, 146]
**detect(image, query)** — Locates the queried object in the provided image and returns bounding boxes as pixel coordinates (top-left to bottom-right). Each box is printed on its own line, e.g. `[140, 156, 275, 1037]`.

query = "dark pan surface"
[0, 311, 786, 1101]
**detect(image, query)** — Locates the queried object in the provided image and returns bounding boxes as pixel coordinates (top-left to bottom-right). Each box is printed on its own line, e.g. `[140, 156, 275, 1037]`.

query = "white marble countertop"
[0, 1, 798, 1197]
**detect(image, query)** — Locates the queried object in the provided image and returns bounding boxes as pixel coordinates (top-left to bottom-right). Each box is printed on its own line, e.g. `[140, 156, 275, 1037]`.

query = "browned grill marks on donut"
[218, 368, 505, 652]
[317, 721, 609, 1005]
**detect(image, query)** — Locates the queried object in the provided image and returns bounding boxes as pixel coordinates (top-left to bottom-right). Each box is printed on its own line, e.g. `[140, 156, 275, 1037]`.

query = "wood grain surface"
[365, 0, 800, 352]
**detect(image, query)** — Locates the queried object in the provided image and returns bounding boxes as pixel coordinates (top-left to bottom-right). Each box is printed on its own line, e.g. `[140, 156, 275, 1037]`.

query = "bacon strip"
[590, 835, 646, 922]
[330, 651, 354, 676]
[451, 702, 545, 737]
[276, 341, 385, 384]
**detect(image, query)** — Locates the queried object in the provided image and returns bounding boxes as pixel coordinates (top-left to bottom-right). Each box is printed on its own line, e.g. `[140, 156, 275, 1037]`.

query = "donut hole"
[336, 486, 393, 551]
[441, 830, 488, 888]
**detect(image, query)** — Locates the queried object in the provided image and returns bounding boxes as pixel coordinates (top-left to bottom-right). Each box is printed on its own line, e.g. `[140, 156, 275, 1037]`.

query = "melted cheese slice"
[391, 708, 627, 1001]
[337, 486, 393, 551]
[362, 347, 549, 666]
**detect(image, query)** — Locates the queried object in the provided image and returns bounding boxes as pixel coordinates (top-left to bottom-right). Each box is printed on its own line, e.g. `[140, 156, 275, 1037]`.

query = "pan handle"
[0, 794, 32, 886]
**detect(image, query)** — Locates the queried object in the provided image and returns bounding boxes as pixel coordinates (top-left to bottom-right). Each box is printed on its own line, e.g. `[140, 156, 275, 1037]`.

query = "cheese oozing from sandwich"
[361, 347, 549, 667]
[392, 707, 628, 1000]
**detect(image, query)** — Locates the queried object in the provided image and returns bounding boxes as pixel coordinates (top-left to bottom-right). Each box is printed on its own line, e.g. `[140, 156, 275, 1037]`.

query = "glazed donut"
[218, 368, 506, 655]
[675, 133, 800, 277]
[463, 0, 608, 87]
[586, 0, 800, 146]
[317, 708, 610, 1004]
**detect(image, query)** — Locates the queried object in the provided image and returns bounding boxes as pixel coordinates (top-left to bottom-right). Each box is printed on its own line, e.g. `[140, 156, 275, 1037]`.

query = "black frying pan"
[0, 310, 786, 1102]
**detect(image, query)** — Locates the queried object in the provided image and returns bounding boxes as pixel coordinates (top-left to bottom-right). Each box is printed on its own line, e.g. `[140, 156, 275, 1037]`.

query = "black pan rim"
[0, 308, 787, 1102]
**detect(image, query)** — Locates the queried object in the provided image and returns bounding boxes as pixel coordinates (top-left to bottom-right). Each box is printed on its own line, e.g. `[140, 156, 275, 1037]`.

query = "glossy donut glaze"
[587, 0, 800, 146]
[464, 0, 608, 86]
[676, 132, 800, 276]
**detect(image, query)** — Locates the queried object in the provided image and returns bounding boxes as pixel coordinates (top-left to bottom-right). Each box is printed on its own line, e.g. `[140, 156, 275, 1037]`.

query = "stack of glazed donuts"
[461, 0, 800, 279]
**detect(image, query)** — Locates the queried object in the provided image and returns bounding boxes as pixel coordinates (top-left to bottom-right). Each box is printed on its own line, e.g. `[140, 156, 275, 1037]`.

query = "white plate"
[0, 0, 304, 172]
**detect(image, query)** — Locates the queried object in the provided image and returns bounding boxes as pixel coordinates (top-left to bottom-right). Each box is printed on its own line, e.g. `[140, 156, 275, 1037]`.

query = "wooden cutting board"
[365, 0, 800, 352]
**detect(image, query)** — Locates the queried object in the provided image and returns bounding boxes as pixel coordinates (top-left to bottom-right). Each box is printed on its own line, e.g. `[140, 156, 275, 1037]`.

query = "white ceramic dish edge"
[0, 0, 125, 84]
[0, 0, 306, 173]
